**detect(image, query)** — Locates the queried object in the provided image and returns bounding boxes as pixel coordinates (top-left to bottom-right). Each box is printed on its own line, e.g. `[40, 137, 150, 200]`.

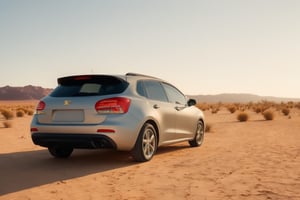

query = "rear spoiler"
[57, 75, 127, 85]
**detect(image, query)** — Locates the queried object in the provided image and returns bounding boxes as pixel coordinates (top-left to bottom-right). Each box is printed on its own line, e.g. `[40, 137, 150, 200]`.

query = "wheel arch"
[199, 118, 205, 127]
[144, 119, 160, 145]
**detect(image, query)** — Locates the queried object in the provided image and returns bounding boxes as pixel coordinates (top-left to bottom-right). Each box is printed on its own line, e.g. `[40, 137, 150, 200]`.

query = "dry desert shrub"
[205, 123, 212, 132]
[276, 102, 293, 111]
[0, 109, 14, 120]
[286, 101, 295, 108]
[250, 101, 277, 114]
[210, 104, 221, 114]
[239, 107, 246, 112]
[24, 108, 34, 115]
[16, 110, 25, 117]
[12, 106, 35, 117]
[3, 121, 12, 128]
[263, 110, 274, 120]
[246, 102, 254, 110]
[281, 108, 290, 116]
[27, 110, 34, 115]
[196, 103, 209, 111]
[295, 102, 300, 109]
[234, 103, 248, 112]
[16, 107, 29, 114]
[254, 107, 262, 113]
[227, 105, 237, 114]
[16, 107, 26, 113]
[237, 112, 249, 122]
[211, 107, 220, 114]
[256, 101, 275, 112]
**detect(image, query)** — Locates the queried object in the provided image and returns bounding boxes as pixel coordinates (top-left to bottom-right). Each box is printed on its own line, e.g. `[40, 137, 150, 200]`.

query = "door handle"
[153, 104, 160, 109]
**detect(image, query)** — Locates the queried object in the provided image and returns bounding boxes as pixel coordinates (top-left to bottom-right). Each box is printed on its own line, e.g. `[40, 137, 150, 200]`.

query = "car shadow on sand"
[0, 149, 135, 195]
[0, 144, 189, 195]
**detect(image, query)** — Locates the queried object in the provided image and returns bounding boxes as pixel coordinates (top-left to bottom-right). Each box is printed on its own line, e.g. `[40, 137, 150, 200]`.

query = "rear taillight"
[95, 97, 131, 114]
[36, 101, 46, 113]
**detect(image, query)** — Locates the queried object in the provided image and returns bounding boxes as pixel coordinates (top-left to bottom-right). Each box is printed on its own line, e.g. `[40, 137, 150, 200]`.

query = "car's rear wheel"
[132, 123, 157, 162]
[48, 146, 73, 158]
[189, 120, 204, 147]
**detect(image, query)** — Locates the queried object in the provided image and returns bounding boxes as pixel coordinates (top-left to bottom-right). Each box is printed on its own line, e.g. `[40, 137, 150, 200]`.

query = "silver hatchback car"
[31, 73, 205, 162]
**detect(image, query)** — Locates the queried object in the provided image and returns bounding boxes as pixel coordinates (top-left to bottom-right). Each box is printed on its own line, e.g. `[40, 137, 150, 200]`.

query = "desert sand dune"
[0, 103, 299, 200]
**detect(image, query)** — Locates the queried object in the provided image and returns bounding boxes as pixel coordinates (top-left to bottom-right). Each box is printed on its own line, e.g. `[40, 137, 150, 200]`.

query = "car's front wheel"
[132, 123, 158, 162]
[48, 146, 74, 158]
[189, 120, 205, 147]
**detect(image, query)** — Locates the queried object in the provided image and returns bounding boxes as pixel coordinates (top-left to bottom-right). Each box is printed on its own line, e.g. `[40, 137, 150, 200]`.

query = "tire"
[132, 123, 158, 162]
[48, 146, 73, 158]
[189, 120, 204, 147]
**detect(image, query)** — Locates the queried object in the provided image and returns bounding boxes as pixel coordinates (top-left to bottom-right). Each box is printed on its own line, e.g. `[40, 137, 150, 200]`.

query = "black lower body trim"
[31, 133, 117, 149]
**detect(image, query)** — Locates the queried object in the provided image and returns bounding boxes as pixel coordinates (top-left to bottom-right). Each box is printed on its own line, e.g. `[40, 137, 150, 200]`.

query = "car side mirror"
[187, 99, 197, 106]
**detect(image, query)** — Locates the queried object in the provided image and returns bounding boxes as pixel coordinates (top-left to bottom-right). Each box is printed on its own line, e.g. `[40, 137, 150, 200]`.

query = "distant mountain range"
[0, 85, 52, 100]
[0, 85, 299, 102]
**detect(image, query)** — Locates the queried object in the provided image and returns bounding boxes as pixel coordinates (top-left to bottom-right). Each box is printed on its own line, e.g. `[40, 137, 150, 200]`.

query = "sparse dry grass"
[198, 101, 300, 119]
[200, 101, 299, 124]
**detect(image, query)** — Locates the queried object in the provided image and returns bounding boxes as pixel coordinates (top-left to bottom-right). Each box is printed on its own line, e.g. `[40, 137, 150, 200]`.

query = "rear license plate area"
[52, 110, 84, 122]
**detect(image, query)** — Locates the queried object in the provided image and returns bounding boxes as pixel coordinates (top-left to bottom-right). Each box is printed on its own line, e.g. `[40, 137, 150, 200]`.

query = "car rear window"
[50, 75, 128, 97]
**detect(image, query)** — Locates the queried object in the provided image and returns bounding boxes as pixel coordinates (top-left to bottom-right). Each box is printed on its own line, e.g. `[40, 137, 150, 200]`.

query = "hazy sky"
[0, 0, 299, 98]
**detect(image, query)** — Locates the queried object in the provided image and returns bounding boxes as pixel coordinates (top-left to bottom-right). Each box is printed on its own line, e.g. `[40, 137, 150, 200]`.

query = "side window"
[162, 83, 186, 105]
[143, 81, 168, 102]
[136, 81, 146, 97]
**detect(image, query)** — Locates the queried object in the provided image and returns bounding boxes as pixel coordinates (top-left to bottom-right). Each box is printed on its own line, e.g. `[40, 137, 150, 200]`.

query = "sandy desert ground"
[0, 101, 299, 200]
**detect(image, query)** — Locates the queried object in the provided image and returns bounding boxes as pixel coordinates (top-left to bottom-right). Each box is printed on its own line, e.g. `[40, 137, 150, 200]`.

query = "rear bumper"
[31, 133, 117, 149]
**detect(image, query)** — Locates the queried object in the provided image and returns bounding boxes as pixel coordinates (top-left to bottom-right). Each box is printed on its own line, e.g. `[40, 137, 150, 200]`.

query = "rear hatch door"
[37, 75, 128, 125]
